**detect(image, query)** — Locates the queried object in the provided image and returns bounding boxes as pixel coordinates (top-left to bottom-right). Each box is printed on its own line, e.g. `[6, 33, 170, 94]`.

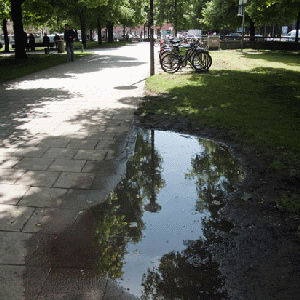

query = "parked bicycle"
[159, 38, 212, 74]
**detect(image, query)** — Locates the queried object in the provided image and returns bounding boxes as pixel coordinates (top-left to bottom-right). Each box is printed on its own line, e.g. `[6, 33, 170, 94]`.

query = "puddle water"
[39, 129, 244, 299]
[87, 129, 244, 298]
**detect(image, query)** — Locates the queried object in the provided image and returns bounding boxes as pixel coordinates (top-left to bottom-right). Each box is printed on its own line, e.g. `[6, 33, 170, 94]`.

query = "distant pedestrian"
[54, 34, 60, 49]
[74, 29, 79, 41]
[29, 33, 35, 51]
[23, 31, 28, 49]
[64, 24, 75, 62]
[43, 33, 50, 53]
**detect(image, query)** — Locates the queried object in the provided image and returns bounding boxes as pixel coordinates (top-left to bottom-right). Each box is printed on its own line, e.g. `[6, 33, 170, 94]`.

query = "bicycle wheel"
[159, 50, 171, 67]
[191, 50, 212, 72]
[160, 52, 181, 73]
[185, 48, 194, 64]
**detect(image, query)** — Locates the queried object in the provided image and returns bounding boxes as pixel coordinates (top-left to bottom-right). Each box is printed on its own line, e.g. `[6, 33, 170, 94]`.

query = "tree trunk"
[97, 19, 102, 44]
[2, 19, 10, 53]
[249, 18, 255, 42]
[10, 0, 27, 59]
[174, 0, 177, 37]
[295, 11, 300, 43]
[107, 22, 114, 43]
[80, 15, 86, 49]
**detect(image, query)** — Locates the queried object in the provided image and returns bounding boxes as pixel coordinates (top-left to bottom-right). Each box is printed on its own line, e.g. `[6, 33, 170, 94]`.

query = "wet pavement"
[0, 43, 151, 299]
[110, 129, 244, 298]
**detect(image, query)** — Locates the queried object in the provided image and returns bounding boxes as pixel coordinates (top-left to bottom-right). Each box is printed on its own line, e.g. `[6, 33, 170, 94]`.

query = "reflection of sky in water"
[116, 131, 215, 296]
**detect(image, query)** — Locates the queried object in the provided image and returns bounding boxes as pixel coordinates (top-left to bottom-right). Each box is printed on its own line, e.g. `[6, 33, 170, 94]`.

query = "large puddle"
[86, 129, 244, 298]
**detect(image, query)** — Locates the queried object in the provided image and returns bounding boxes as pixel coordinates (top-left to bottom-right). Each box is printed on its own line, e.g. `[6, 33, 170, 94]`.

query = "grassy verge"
[144, 50, 300, 213]
[0, 52, 91, 83]
[73, 40, 132, 49]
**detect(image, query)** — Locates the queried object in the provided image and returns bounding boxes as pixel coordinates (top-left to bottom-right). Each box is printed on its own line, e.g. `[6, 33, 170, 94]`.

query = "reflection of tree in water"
[186, 139, 243, 243]
[141, 138, 243, 299]
[92, 129, 165, 279]
[186, 139, 244, 212]
[141, 238, 228, 300]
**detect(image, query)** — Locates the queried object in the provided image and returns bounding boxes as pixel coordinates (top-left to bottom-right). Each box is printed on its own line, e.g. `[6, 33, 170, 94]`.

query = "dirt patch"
[134, 94, 300, 300]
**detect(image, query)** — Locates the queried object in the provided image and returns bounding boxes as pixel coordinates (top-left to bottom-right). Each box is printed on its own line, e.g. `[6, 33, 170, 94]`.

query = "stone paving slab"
[73, 149, 108, 161]
[0, 231, 33, 264]
[48, 158, 87, 172]
[41, 147, 77, 159]
[0, 156, 21, 168]
[13, 146, 49, 158]
[53, 172, 95, 189]
[14, 157, 54, 171]
[0, 169, 26, 184]
[60, 189, 108, 210]
[38, 137, 71, 148]
[0, 265, 26, 300]
[66, 138, 100, 149]
[0, 204, 35, 231]
[22, 207, 59, 233]
[36, 268, 107, 300]
[0, 183, 30, 204]
[15, 170, 61, 187]
[18, 187, 69, 207]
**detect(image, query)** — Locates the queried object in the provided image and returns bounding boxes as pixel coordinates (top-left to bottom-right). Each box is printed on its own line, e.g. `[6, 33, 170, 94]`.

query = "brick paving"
[0, 43, 153, 299]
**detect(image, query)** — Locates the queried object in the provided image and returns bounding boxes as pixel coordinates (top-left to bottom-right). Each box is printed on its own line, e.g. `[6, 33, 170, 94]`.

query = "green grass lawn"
[145, 50, 300, 173]
[145, 50, 300, 213]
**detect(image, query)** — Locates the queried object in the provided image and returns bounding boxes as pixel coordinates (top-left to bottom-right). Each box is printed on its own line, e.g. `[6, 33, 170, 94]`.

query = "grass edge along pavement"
[141, 50, 300, 215]
[0, 40, 132, 83]
[0, 52, 91, 83]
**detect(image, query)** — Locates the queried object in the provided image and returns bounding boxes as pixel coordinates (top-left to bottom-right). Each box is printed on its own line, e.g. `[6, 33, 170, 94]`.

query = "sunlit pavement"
[0, 42, 154, 299]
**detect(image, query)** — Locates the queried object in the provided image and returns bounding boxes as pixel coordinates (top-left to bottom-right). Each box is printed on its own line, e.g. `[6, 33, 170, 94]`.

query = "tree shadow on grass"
[144, 68, 300, 153]
[241, 51, 300, 67]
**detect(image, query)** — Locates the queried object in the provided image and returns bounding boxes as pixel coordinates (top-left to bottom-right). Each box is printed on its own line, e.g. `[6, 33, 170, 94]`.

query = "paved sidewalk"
[0, 43, 151, 299]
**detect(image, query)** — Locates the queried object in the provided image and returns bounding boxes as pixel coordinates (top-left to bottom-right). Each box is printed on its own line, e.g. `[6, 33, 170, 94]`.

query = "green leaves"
[0, 0, 11, 19]
[247, 0, 300, 25]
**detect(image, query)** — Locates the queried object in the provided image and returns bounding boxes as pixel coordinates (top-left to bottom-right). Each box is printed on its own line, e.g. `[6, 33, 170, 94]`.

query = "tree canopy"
[1, 0, 299, 59]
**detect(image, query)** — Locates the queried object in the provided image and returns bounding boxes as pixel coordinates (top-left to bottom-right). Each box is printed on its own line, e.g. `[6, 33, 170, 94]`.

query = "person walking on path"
[29, 33, 35, 51]
[64, 24, 75, 62]
[43, 33, 50, 54]
[53, 33, 60, 49]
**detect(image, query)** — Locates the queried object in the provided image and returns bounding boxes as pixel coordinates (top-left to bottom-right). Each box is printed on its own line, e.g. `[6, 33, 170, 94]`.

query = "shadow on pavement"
[0, 46, 147, 299]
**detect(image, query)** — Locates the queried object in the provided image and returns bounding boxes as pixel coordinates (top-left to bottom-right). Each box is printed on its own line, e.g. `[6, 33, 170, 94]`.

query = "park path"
[0, 42, 152, 299]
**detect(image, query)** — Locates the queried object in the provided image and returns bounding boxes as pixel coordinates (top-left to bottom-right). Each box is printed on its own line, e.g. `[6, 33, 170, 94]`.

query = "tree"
[201, 0, 300, 37]
[10, 0, 26, 59]
[0, 0, 10, 52]
[202, 0, 241, 30]
[155, 0, 194, 34]
[247, 0, 300, 26]
[186, 0, 209, 30]
[247, 0, 300, 41]
[118, 0, 147, 35]
[22, 0, 55, 27]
